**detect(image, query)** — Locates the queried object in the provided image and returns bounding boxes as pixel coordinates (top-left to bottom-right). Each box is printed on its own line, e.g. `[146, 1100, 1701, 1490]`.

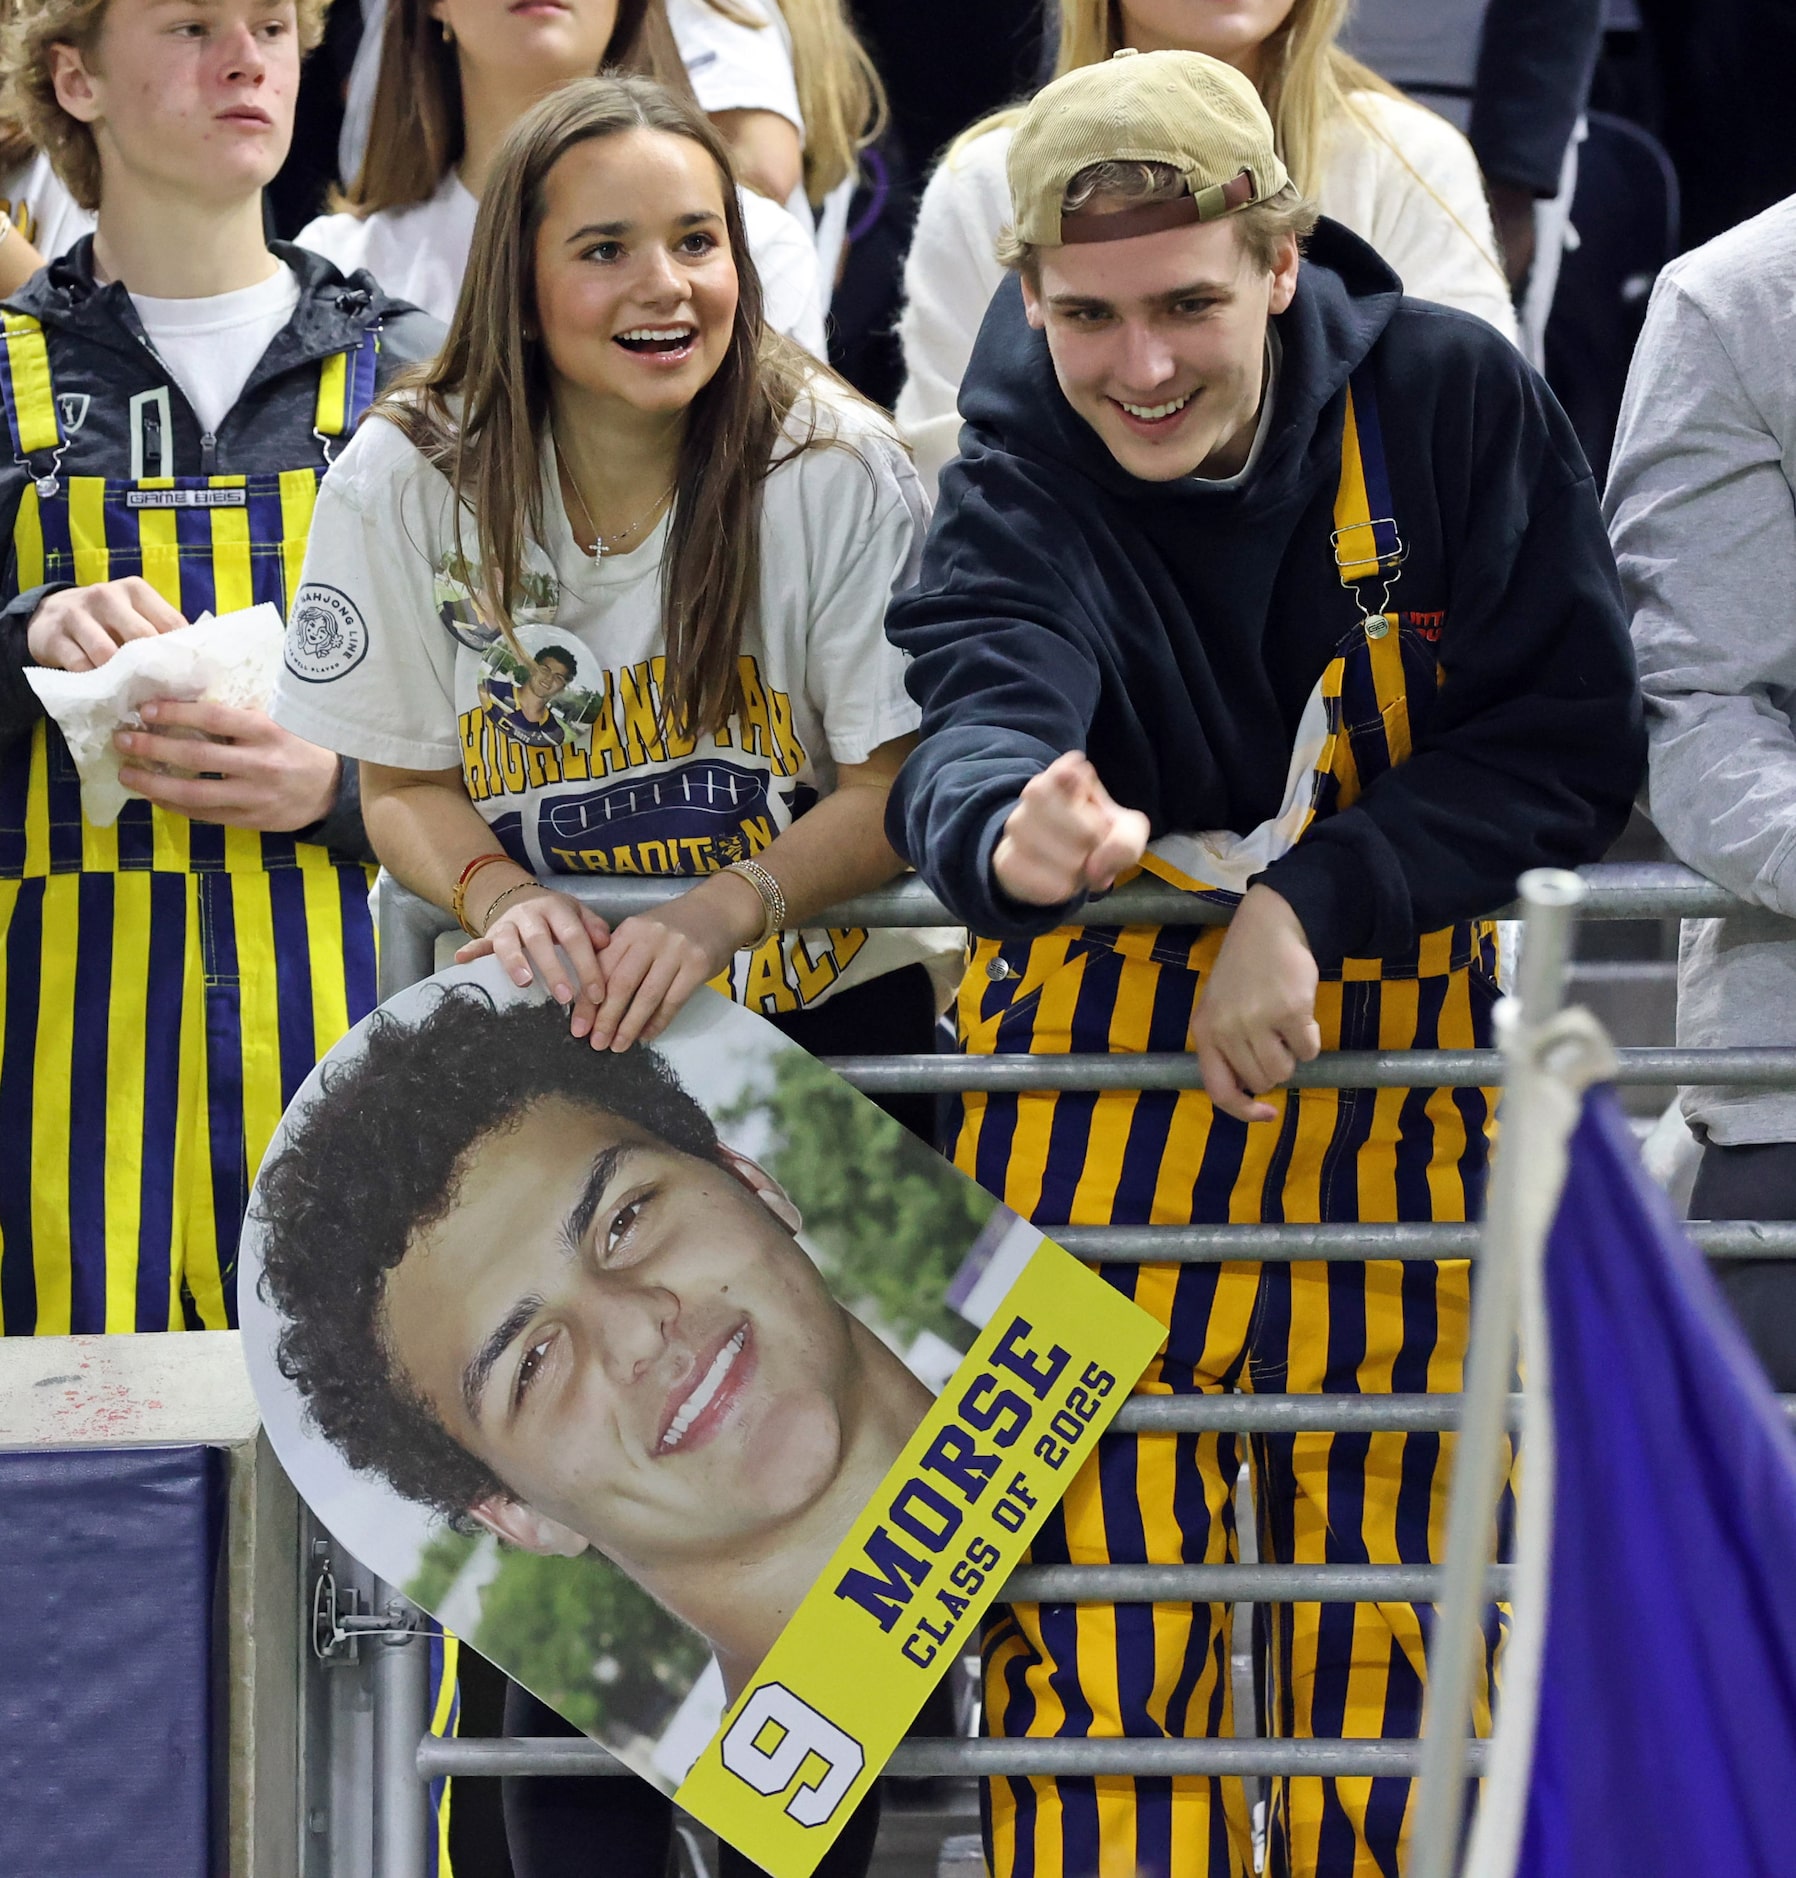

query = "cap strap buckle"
[1192, 168, 1260, 221]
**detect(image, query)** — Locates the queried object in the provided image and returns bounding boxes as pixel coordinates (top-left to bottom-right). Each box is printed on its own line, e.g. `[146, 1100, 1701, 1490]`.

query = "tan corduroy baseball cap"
[1007, 48, 1289, 247]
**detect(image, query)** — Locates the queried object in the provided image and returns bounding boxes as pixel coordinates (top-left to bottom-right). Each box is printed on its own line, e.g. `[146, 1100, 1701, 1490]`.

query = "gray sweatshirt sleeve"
[1605, 271, 1796, 914]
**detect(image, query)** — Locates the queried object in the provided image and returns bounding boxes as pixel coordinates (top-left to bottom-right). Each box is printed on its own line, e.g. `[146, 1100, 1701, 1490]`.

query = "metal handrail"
[391, 859, 1744, 936]
[375, 860, 1763, 1002]
[1111, 1392, 1791, 1433]
[828, 1046, 1796, 1092]
[1004, 1563, 1515, 1602]
[419, 1736, 1489, 1782]
[1058, 1220, 1796, 1261]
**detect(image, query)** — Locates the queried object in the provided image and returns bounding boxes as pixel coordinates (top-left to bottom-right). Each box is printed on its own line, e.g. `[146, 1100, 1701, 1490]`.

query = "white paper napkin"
[24, 602, 287, 826]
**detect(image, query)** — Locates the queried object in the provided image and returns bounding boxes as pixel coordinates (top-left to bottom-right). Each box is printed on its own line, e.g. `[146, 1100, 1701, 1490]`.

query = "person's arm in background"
[893, 133, 1014, 498]
[664, 0, 806, 205]
[0, 217, 49, 299]
[1606, 266, 1796, 913]
[1469, 0, 1603, 286]
[738, 189, 827, 354]
[712, 107, 804, 205]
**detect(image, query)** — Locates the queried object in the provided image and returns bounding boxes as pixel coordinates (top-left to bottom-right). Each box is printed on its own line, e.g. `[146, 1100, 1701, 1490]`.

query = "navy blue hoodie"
[884, 220, 1644, 963]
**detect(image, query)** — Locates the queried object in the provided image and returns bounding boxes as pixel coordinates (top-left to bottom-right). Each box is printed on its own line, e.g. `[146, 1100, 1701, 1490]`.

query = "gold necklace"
[556, 442, 675, 558]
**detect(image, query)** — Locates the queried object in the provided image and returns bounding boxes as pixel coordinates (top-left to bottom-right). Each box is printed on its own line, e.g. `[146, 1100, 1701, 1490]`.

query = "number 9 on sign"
[719, 1683, 866, 1827]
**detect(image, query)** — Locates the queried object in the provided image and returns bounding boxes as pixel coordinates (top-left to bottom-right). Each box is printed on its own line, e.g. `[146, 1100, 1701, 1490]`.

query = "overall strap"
[313, 320, 382, 461]
[1330, 368, 1404, 638]
[1132, 372, 1420, 904]
[0, 312, 69, 496]
[1329, 367, 1418, 793]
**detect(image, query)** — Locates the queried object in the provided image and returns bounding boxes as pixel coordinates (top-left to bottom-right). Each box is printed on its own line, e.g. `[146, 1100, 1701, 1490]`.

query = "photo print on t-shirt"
[435, 549, 560, 654]
[475, 623, 601, 753]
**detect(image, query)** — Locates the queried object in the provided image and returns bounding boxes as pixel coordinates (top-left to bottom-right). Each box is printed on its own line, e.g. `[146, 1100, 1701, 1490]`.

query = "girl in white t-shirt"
[278, 74, 945, 1065]
[278, 77, 938, 1876]
[298, 0, 827, 350]
[665, 0, 884, 296]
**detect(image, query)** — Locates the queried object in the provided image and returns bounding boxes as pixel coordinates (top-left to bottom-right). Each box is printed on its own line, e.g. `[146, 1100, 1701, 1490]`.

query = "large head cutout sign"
[240, 962, 1162, 1878]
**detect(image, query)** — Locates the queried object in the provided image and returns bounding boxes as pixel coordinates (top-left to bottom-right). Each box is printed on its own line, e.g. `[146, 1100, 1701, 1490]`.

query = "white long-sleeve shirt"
[895, 88, 1519, 496]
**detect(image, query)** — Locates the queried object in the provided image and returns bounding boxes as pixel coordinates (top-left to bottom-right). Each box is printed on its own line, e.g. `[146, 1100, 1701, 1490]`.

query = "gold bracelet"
[723, 859, 786, 948]
[475, 879, 541, 937]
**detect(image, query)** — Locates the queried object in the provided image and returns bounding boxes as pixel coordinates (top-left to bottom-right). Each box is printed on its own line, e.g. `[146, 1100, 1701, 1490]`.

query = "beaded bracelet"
[723, 859, 787, 948]
[452, 851, 516, 935]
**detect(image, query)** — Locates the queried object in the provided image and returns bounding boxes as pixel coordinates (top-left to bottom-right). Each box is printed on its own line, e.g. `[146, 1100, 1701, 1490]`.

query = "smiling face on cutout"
[1022, 211, 1299, 483]
[378, 1097, 863, 1573]
[531, 127, 741, 428]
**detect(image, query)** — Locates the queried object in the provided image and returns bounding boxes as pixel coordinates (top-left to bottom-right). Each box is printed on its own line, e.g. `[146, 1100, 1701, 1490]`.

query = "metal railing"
[374, 860, 1745, 1001]
[374, 860, 1796, 1871]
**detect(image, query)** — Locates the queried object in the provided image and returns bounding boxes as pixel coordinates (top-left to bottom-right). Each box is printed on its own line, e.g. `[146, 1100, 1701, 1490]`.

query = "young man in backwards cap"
[885, 49, 1642, 1878]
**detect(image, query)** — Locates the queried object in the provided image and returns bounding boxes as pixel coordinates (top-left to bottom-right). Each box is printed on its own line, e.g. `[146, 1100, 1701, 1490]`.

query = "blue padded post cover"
[0, 1445, 222, 1877]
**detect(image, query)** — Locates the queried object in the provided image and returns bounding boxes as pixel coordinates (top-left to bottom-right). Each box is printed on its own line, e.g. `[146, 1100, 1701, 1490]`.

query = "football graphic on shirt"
[539, 761, 787, 865]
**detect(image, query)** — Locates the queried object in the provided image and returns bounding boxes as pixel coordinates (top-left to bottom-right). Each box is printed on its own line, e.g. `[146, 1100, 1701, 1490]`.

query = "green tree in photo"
[724, 1047, 995, 1351]
[409, 1528, 709, 1741]
[408, 1525, 479, 1611]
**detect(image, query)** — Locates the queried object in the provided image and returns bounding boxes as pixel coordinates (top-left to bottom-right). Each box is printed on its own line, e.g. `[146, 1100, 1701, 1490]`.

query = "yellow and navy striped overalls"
[0, 313, 381, 1334]
[958, 375, 1509, 1878]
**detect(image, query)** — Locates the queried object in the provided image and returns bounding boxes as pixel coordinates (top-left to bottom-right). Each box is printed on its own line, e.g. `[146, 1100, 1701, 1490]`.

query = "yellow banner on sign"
[675, 1241, 1165, 1878]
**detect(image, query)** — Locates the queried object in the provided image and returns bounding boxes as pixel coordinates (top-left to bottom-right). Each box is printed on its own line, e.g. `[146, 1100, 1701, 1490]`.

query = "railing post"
[1410, 868, 1587, 1878]
[371, 1580, 431, 1878]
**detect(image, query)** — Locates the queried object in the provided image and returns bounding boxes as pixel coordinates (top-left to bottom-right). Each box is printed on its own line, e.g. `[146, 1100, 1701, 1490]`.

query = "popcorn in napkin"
[23, 603, 286, 826]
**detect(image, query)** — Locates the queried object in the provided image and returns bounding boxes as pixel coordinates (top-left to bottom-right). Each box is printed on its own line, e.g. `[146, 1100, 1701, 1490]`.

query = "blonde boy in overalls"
[0, 0, 435, 1338]
[886, 50, 1644, 1878]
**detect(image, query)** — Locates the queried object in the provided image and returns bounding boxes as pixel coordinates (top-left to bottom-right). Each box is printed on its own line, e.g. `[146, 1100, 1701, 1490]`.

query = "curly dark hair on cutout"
[255, 986, 718, 1525]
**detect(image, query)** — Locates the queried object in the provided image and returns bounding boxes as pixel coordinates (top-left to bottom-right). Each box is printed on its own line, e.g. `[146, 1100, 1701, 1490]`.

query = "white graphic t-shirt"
[274, 386, 950, 1013]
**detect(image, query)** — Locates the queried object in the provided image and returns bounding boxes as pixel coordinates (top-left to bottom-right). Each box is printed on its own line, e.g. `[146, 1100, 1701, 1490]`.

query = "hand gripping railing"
[376, 861, 1796, 1876]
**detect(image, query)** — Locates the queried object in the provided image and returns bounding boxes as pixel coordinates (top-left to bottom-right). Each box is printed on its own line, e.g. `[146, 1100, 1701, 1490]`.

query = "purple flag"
[1487, 1089, 1796, 1877]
